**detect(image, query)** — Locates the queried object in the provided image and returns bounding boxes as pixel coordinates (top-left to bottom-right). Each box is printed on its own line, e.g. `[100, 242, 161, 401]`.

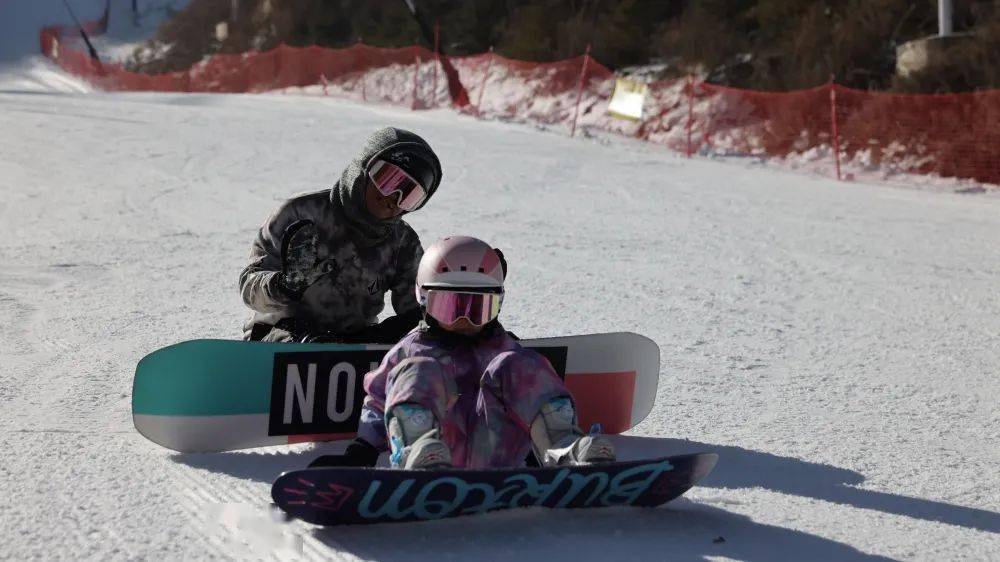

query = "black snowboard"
[271, 453, 718, 526]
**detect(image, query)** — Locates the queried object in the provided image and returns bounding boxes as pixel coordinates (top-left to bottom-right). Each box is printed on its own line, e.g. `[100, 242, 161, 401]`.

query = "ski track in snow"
[0, 87, 998, 561]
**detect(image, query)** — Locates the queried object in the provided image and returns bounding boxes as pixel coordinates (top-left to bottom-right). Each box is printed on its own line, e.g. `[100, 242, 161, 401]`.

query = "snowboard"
[133, 332, 659, 453]
[271, 453, 718, 526]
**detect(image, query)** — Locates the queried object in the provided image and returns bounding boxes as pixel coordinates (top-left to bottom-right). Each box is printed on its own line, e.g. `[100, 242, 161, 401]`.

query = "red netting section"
[40, 34, 442, 108]
[38, 24, 1000, 186]
[835, 87, 1000, 183]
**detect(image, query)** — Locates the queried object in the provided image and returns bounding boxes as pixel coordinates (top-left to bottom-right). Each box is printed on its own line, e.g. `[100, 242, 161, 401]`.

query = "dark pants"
[248, 309, 422, 344]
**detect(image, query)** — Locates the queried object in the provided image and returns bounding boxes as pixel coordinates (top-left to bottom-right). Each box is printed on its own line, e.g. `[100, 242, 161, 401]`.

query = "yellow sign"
[607, 78, 648, 121]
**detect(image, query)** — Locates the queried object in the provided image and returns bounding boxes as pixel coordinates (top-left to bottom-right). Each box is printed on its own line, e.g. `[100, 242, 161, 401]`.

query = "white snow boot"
[387, 403, 452, 469]
[530, 397, 616, 466]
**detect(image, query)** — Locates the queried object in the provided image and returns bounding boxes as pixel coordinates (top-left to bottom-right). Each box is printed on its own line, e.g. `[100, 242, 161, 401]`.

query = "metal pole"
[412, 52, 421, 110]
[686, 75, 695, 158]
[59, 0, 101, 62]
[939, 0, 952, 37]
[432, 20, 440, 107]
[476, 47, 494, 116]
[570, 44, 592, 138]
[356, 38, 367, 102]
[829, 76, 842, 182]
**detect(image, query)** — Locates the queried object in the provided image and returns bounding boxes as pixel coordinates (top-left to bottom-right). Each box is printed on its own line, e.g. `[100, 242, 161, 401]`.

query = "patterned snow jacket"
[360, 321, 571, 468]
[239, 127, 441, 340]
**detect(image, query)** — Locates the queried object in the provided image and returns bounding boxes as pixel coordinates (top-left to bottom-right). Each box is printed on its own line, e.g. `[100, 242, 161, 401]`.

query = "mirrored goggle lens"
[425, 290, 502, 327]
[368, 160, 428, 212]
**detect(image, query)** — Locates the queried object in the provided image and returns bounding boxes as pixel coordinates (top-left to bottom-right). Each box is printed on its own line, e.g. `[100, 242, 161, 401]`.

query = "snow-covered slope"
[0, 0, 187, 94]
[1, 84, 998, 560]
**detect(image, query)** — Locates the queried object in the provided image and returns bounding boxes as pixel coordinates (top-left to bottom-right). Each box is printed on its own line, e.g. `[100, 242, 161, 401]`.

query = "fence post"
[476, 47, 494, 116]
[321, 74, 328, 96]
[432, 20, 440, 107]
[412, 51, 421, 110]
[570, 44, 592, 138]
[686, 75, 695, 158]
[829, 75, 842, 181]
[355, 39, 367, 103]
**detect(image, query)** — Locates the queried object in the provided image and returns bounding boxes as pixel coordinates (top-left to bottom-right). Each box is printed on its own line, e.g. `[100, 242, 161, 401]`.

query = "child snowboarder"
[239, 127, 441, 344]
[312, 236, 616, 469]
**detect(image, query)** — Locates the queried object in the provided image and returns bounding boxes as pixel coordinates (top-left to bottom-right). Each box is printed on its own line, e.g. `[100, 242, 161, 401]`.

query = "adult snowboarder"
[240, 127, 442, 343]
[311, 236, 616, 469]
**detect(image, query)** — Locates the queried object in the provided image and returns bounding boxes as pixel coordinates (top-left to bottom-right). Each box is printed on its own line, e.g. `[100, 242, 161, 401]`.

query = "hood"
[332, 127, 443, 245]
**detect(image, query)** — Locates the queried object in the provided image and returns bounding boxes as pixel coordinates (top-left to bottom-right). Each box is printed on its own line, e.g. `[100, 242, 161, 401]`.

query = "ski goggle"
[425, 289, 503, 327]
[367, 160, 428, 212]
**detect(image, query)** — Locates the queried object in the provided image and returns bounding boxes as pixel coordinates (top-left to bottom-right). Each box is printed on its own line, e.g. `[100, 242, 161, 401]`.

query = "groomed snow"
[1, 85, 998, 560]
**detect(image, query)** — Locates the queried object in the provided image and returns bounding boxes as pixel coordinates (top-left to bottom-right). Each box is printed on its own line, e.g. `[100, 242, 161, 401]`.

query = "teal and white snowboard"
[132, 332, 659, 453]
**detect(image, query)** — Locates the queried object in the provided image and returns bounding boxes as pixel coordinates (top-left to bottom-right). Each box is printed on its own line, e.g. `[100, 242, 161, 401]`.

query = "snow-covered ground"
[2, 76, 999, 560]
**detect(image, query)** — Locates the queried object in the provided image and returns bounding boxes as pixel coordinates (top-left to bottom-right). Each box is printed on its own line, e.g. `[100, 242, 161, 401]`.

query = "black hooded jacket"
[239, 127, 442, 339]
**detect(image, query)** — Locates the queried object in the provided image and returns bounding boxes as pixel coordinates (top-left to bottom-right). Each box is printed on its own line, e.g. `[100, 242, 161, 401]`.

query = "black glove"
[308, 439, 379, 468]
[364, 308, 423, 343]
[277, 220, 333, 299]
[303, 309, 423, 344]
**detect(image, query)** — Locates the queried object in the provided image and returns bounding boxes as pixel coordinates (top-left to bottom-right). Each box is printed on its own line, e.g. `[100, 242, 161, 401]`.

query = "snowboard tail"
[133, 333, 659, 452]
[272, 453, 718, 526]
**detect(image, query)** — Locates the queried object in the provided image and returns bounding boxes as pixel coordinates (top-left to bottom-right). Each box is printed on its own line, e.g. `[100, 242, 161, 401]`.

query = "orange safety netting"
[835, 87, 1000, 183]
[39, 26, 1000, 186]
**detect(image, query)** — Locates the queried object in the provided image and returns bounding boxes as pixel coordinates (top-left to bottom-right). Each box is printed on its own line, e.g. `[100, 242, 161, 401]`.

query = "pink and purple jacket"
[360, 322, 573, 468]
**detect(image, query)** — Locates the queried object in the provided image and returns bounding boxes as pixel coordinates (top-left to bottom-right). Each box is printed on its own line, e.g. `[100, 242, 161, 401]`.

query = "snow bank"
[0, 56, 94, 93]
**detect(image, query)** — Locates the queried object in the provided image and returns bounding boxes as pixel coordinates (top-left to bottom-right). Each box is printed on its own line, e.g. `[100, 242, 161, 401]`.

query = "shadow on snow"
[171, 434, 997, 560]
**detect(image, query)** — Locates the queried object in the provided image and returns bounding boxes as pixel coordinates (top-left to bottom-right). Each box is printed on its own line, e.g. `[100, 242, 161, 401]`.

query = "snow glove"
[277, 220, 334, 299]
[357, 308, 423, 343]
[308, 438, 380, 468]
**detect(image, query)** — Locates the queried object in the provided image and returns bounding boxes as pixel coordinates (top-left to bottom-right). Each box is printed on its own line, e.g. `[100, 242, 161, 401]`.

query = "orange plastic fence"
[39, 26, 1000, 186]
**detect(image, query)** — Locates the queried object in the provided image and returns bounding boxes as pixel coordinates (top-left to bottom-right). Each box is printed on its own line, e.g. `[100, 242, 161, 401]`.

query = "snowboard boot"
[530, 397, 616, 466]
[387, 403, 452, 469]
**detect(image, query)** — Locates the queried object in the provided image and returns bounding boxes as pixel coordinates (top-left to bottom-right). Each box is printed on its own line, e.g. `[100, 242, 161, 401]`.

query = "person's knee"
[482, 350, 551, 387]
[483, 350, 526, 376]
[388, 356, 445, 386]
[386, 356, 454, 418]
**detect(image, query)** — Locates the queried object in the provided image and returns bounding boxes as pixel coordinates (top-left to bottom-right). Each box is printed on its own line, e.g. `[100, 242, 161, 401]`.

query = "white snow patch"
[0, 56, 94, 93]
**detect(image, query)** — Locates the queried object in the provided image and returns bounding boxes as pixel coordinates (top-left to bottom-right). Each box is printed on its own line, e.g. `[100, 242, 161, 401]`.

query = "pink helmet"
[415, 236, 505, 305]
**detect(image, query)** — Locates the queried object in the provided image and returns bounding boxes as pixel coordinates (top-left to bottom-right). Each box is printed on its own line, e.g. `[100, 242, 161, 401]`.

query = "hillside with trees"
[127, 0, 1000, 93]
